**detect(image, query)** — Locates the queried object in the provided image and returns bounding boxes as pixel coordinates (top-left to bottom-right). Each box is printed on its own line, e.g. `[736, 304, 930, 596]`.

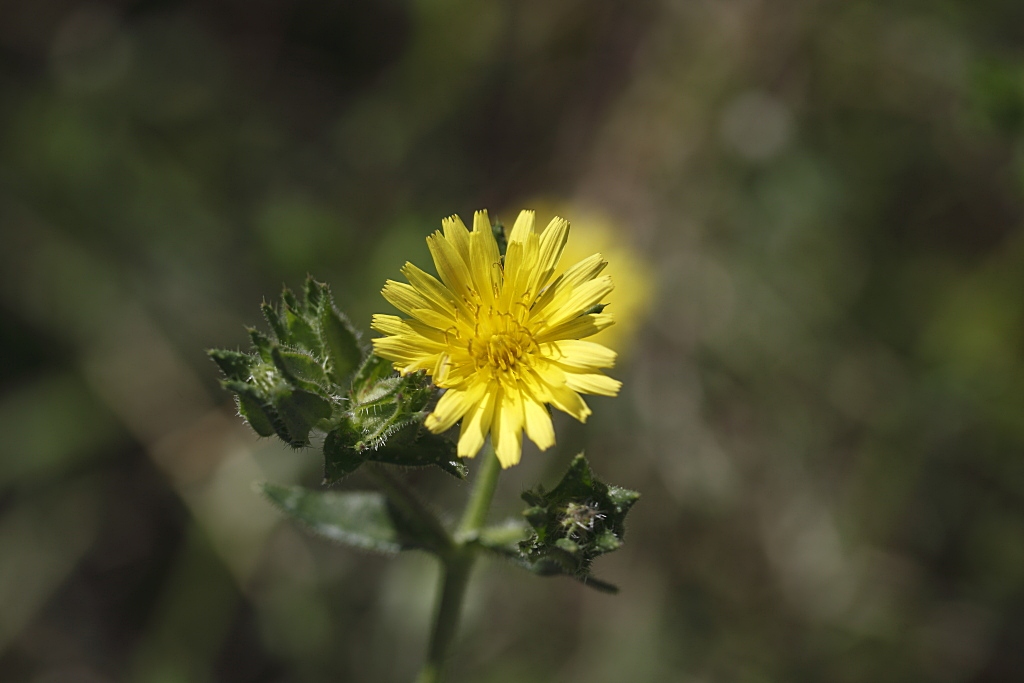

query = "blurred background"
[3, 0, 1024, 681]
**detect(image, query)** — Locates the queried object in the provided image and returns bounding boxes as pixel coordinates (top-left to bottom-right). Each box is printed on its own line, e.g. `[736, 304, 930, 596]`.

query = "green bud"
[517, 453, 639, 592]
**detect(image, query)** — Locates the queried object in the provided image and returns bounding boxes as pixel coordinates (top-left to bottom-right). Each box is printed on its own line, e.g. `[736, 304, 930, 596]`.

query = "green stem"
[416, 443, 501, 683]
[457, 442, 502, 538]
[415, 555, 472, 683]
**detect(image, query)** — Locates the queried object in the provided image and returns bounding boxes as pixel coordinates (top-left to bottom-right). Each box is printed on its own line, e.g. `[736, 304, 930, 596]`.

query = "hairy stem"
[415, 554, 472, 683]
[416, 443, 501, 683]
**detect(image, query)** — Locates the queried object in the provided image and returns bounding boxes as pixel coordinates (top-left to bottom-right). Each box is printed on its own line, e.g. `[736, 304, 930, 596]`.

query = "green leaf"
[323, 425, 372, 484]
[280, 286, 301, 313]
[286, 311, 321, 352]
[304, 275, 324, 310]
[271, 346, 328, 389]
[259, 483, 410, 554]
[223, 379, 291, 443]
[236, 392, 276, 437]
[320, 301, 363, 386]
[368, 431, 466, 479]
[208, 349, 253, 381]
[246, 328, 273, 361]
[261, 301, 288, 341]
[516, 453, 639, 592]
[351, 354, 396, 398]
[273, 389, 332, 447]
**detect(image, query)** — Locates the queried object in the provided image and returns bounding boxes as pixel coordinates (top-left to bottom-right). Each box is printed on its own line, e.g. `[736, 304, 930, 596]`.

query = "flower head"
[371, 210, 621, 468]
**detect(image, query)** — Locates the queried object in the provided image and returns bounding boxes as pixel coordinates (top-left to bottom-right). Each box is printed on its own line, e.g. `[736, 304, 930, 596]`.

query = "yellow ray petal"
[425, 383, 485, 433]
[563, 371, 622, 397]
[531, 253, 607, 314]
[373, 349, 440, 376]
[442, 214, 471, 265]
[406, 308, 457, 334]
[557, 252, 608, 288]
[436, 357, 477, 389]
[546, 383, 591, 423]
[518, 232, 541, 298]
[382, 280, 434, 317]
[404, 354, 442, 374]
[528, 364, 592, 423]
[498, 240, 525, 311]
[540, 339, 617, 370]
[473, 209, 491, 235]
[537, 275, 614, 329]
[534, 313, 614, 343]
[426, 230, 475, 302]
[469, 230, 501, 304]
[508, 209, 536, 245]
[521, 384, 555, 451]
[397, 264, 457, 312]
[531, 216, 569, 294]
[491, 385, 524, 468]
[372, 335, 444, 362]
[457, 384, 496, 458]
[371, 313, 448, 343]
[370, 313, 413, 336]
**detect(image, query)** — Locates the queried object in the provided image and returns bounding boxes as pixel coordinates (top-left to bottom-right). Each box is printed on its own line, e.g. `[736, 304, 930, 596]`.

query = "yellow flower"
[371, 210, 621, 468]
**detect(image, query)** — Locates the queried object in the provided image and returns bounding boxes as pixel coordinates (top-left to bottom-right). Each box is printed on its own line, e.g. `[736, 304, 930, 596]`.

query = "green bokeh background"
[3, 1, 1024, 681]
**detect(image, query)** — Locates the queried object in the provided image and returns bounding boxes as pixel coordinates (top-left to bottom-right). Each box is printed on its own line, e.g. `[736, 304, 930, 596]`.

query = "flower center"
[467, 308, 537, 375]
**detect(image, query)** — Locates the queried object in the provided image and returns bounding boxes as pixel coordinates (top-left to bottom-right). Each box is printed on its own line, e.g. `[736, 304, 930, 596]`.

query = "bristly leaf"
[271, 346, 328, 391]
[324, 416, 464, 483]
[280, 286, 301, 313]
[351, 354, 397, 397]
[323, 423, 373, 484]
[285, 309, 321, 352]
[261, 300, 288, 341]
[208, 349, 253, 382]
[260, 482, 452, 556]
[320, 299, 363, 386]
[236, 392, 277, 437]
[260, 483, 410, 554]
[273, 389, 332, 446]
[516, 453, 639, 592]
[247, 328, 274, 362]
[304, 275, 324, 310]
[367, 431, 466, 479]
